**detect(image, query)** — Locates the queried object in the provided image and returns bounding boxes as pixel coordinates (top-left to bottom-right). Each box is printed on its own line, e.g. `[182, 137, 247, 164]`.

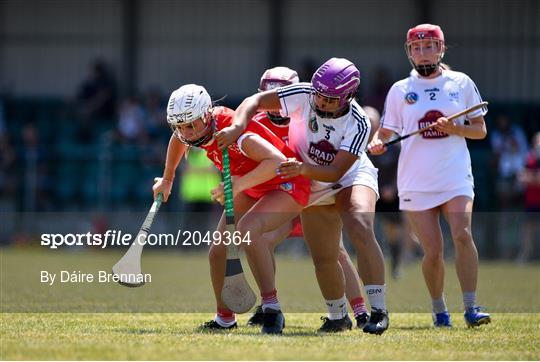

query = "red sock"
[350, 296, 368, 317]
[217, 307, 235, 323]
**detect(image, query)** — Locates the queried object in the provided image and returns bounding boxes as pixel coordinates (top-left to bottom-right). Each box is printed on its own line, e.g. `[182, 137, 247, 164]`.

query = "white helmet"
[258, 66, 299, 92]
[166, 84, 214, 146]
[167, 84, 212, 125]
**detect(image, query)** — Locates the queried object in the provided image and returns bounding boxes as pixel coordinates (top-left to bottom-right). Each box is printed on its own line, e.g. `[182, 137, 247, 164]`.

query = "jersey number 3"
[325, 129, 331, 140]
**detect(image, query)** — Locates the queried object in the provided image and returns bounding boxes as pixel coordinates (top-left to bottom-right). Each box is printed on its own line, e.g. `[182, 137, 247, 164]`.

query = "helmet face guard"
[405, 38, 445, 76]
[309, 91, 346, 119]
[265, 111, 290, 125]
[170, 112, 214, 147]
[405, 24, 445, 76]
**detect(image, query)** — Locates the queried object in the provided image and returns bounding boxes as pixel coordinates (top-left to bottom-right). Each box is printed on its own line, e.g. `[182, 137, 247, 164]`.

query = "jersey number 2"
[429, 92, 436, 100]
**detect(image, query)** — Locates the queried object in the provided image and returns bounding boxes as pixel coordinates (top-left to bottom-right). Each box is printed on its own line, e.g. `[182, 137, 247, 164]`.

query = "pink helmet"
[259, 66, 299, 125]
[258, 66, 299, 92]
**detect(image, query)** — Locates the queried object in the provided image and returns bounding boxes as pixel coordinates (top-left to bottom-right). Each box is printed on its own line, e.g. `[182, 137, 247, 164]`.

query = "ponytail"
[440, 63, 451, 71]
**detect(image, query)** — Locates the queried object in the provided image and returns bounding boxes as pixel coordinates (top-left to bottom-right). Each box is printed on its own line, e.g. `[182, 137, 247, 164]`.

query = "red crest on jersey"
[418, 110, 448, 139]
[308, 139, 338, 165]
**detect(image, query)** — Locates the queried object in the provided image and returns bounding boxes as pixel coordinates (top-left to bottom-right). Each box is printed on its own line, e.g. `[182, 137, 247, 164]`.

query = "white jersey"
[381, 69, 487, 195]
[277, 82, 373, 195]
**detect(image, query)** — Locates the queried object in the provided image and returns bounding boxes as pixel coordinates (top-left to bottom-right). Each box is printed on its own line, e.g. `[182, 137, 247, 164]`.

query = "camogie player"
[246, 66, 370, 328]
[152, 84, 310, 334]
[217, 58, 389, 334]
[368, 24, 491, 328]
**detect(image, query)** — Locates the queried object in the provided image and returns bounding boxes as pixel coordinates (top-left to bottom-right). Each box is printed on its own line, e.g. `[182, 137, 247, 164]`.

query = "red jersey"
[201, 107, 257, 176]
[200, 107, 310, 206]
[251, 113, 305, 236]
[253, 112, 290, 145]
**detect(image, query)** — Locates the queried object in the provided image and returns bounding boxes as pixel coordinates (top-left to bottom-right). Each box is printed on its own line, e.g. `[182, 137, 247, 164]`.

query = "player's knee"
[452, 227, 473, 246]
[423, 247, 444, 264]
[345, 215, 375, 244]
[237, 218, 263, 241]
[312, 253, 338, 270]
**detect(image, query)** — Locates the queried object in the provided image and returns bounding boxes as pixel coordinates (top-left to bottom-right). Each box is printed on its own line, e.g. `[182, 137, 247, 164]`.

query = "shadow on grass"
[392, 325, 438, 331]
[193, 325, 369, 337]
[235, 329, 319, 337]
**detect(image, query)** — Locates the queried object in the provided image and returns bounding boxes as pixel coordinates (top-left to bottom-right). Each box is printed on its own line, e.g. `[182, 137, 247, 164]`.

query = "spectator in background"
[117, 97, 146, 143]
[20, 123, 52, 211]
[142, 88, 167, 140]
[490, 114, 528, 209]
[21, 123, 39, 211]
[0, 98, 5, 136]
[517, 132, 540, 263]
[75, 59, 117, 143]
[0, 134, 17, 206]
[77, 59, 117, 121]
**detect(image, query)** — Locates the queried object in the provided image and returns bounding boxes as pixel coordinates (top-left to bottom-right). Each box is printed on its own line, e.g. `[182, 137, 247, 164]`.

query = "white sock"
[215, 314, 236, 327]
[432, 296, 448, 314]
[365, 285, 386, 311]
[262, 302, 281, 312]
[261, 290, 281, 312]
[463, 291, 476, 310]
[325, 296, 348, 320]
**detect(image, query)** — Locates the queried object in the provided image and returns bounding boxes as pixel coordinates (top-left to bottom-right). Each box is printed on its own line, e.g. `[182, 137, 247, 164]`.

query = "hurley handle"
[141, 193, 163, 232]
[383, 101, 489, 148]
[222, 148, 239, 258]
[222, 148, 234, 224]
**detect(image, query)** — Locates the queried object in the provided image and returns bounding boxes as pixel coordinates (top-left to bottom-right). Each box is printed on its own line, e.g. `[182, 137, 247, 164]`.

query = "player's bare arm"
[216, 90, 282, 149]
[277, 150, 357, 182]
[211, 134, 287, 204]
[152, 134, 187, 202]
[367, 127, 396, 155]
[434, 115, 487, 139]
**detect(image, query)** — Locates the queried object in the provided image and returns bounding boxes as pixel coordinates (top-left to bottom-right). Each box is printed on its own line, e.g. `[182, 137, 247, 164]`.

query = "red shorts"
[289, 216, 303, 237]
[242, 176, 310, 207]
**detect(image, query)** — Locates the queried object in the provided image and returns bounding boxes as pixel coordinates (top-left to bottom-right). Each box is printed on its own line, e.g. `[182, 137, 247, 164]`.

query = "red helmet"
[406, 23, 445, 44]
[405, 24, 445, 76]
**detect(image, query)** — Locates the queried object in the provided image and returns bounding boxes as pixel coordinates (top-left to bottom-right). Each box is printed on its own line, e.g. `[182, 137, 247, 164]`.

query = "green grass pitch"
[1, 249, 539, 360]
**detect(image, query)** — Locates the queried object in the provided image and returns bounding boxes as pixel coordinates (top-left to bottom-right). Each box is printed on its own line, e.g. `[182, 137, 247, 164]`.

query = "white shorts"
[399, 185, 474, 211]
[308, 164, 379, 207]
